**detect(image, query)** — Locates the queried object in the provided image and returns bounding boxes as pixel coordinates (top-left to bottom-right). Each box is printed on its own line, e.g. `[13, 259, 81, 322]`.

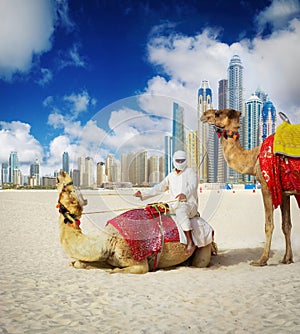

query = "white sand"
[0, 189, 300, 334]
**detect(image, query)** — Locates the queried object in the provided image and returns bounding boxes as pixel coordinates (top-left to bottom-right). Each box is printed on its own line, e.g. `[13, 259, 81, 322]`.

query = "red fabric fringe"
[259, 134, 300, 208]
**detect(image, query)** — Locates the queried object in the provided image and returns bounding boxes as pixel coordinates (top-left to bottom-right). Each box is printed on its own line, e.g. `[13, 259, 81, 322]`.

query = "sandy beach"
[0, 189, 300, 334]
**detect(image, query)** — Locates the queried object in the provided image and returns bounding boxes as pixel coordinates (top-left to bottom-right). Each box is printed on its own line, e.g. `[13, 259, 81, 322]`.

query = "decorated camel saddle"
[259, 113, 300, 208]
[107, 205, 214, 269]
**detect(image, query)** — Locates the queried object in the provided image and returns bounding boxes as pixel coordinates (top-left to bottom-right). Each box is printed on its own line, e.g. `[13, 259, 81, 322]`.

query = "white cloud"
[255, 0, 300, 32]
[63, 90, 91, 117]
[0, 121, 43, 174]
[0, 0, 55, 80]
[58, 44, 86, 70]
[36, 68, 53, 86]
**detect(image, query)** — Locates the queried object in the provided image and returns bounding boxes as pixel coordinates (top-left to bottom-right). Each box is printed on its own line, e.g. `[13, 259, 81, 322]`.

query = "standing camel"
[201, 108, 300, 266]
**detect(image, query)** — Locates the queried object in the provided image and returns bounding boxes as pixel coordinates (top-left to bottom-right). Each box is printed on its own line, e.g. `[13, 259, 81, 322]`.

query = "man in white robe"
[134, 150, 198, 255]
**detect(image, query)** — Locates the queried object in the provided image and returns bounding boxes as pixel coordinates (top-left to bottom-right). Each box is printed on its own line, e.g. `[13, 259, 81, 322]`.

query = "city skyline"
[1, 1, 300, 178]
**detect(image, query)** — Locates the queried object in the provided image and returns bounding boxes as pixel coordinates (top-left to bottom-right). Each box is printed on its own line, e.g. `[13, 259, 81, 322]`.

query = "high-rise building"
[260, 100, 276, 143]
[244, 95, 263, 182]
[96, 162, 105, 187]
[71, 169, 80, 187]
[121, 152, 134, 182]
[227, 55, 245, 182]
[30, 159, 40, 186]
[1, 162, 8, 185]
[62, 152, 69, 173]
[148, 156, 161, 185]
[164, 135, 173, 176]
[172, 102, 185, 153]
[227, 55, 244, 112]
[9, 151, 18, 183]
[106, 154, 118, 182]
[85, 157, 94, 187]
[217, 79, 228, 183]
[78, 157, 86, 187]
[129, 151, 148, 185]
[197, 80, 213, 182]
[186, 130, 198, 173]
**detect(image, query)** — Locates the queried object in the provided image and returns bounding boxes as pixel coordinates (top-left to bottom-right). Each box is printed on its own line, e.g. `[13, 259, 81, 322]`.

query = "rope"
[82, 199, 179, 215]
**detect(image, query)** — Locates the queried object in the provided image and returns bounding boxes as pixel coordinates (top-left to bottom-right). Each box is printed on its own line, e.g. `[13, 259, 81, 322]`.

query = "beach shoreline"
[0, 190, 299, 333]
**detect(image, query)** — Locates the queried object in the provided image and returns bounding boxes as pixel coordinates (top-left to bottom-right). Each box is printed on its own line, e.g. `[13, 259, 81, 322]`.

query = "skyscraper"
[30, 159, 40, 186]
[164, 135, 173, 176]
[260, 100, 276, 143]
[186, 130, 198, 173]
[172, 102, 185, 154]
[244, 95, 263, 182]
[227, 55, 244, 112]
[9, 151, 18, 183]
[148, 156, 161, 185]
[62, 152, 69, 173]
[96, 162, 105, 187]
[129, 150, 148, 185]
[217, 79, 228, 183]
[197, 80, 213, 182]
[227, 55, 244, 182]
[1, 162, 8, 185]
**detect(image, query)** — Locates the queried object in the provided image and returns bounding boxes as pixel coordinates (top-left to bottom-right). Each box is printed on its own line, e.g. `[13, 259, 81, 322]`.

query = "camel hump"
[274, 122, 300, 158]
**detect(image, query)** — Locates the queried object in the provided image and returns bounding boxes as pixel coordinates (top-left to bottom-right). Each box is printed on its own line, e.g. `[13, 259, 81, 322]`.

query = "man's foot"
[185, 243, 196, 256]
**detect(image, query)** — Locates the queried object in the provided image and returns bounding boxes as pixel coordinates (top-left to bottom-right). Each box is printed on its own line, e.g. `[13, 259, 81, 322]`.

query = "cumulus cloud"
[0, 121, 43, 174]
[255, 0, 300, 32]
[63, 90, 93, 117]
[0, 0, 54, 80]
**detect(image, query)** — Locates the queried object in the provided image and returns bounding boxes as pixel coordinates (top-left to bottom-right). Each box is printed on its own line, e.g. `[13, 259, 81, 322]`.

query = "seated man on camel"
[134, 150, 198, 255]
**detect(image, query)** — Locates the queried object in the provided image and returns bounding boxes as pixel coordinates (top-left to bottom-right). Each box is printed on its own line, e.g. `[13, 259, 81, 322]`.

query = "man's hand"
[176, 193, 187, 202]
[134, 190, 142, 199]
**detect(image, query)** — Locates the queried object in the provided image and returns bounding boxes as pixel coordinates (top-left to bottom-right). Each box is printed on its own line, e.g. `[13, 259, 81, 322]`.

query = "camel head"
[56, 171, 87, 226]
[201, 109, 241, 131]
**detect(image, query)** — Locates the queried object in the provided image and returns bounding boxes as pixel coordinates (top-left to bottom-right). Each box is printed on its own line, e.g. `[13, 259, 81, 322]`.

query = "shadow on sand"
[209, 247, 276, 268]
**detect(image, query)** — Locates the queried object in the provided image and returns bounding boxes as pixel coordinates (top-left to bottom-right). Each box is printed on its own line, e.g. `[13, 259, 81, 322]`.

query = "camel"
[56, 171, 213, 274]
[201, 108, 300, 266]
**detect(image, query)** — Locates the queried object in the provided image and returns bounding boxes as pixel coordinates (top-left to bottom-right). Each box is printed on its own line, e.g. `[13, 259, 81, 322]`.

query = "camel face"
[201, 109, 241, 130]
[56, 171, 84, 219]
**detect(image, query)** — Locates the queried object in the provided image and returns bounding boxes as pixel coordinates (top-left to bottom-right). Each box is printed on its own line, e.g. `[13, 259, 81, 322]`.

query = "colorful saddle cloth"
[259, 134, 300, 209]
[107, 209, 179, 262]
[274, 122, 300, 157]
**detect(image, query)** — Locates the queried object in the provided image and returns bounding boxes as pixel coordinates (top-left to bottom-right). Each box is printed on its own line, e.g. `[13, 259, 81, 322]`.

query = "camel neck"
[221, 137, 260, 175]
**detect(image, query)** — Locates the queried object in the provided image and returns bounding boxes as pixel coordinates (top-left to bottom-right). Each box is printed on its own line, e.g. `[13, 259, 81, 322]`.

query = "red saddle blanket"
[106, 209, 179, 261]
[259, 134, 300, 208]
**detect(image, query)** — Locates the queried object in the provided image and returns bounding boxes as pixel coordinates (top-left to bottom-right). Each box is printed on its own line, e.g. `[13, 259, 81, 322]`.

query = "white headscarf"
[173, 150, 187, 171]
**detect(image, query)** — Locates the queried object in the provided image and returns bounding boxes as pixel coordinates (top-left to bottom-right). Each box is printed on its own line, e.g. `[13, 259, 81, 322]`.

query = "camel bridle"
[56, 181, 82, 228]
[212, 114, 240, 140]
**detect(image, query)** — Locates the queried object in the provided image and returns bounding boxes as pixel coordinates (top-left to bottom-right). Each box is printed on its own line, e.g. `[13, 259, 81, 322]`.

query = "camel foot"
[250, 259, 268, 267]
[70, 260, 87, 269]
[281, 258, 294, 264]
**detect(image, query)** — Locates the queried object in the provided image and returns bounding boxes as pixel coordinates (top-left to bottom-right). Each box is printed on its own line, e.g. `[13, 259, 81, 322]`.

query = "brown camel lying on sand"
[201, 108, 300, 266]
[56, 171, 214, 274]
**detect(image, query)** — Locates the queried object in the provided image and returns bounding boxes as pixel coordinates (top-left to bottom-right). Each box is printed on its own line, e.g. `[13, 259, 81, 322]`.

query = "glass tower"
[197, 80, 212, 182]
[9, 151, 18, 183]
[227, 55, 244, 182]
[172, 102, 185, 154]
[261, 100, 276, 143]
[62, 152, 69, 173]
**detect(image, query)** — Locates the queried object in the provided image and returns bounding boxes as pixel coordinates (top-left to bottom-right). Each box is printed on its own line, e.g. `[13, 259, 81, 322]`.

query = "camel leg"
[251, 184, 274, 266]
[280, 195, 293, 264]
[192, 244, 212, 268]
[110, 259, 149, 274]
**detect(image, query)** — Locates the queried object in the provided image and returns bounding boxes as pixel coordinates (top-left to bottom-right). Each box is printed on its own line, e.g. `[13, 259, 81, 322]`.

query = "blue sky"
[0, 0, 300, 176]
